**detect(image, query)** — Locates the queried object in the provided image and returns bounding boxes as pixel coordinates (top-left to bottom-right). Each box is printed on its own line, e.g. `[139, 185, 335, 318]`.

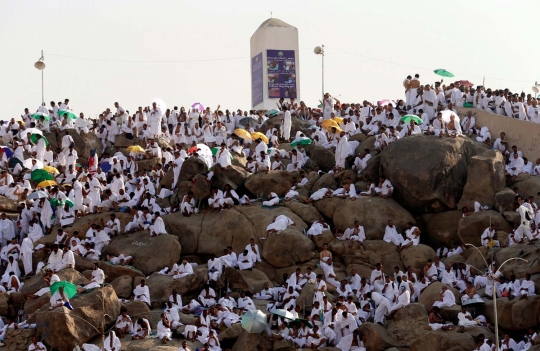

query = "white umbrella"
[440, 110, 460, 124]
[270, 308, 296, 320]
[241, 310, 268, 334]
[27, 191, 48, 200]
[20, 128, 43, 141]
[196, 143, 213, 169]
[23, 158, 44, 169]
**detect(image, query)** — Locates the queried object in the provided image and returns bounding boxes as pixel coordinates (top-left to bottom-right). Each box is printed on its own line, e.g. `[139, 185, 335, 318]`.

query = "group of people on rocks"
[0, 87, 537, 351]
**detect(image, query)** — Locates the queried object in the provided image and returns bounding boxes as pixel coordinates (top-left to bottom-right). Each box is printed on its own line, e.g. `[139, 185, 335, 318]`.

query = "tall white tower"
[250, 18, 300, 110]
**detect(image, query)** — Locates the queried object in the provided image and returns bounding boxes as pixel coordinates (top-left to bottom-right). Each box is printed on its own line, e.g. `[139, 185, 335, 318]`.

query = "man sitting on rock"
[386, 285, 410, 319]
[335, 220, 366, 248]
[374, 175, 393, 198]
[519, 273, 536, 299]
[133, 279, 151, 308]
[432, 285, 456, 309]
[441, 265, 466, 292]
[306, 217, 330, 239]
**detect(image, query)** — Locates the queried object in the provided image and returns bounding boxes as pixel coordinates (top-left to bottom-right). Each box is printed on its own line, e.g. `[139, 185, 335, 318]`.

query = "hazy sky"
[1, 0, 539, 119]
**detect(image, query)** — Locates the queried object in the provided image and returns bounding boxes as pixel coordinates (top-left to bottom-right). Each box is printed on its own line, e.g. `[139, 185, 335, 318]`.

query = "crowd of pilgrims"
[0, 86, 538, 351]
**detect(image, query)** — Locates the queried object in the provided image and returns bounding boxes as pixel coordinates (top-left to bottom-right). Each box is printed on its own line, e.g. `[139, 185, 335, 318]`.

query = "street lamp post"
[314, 45, 325, 103]
[464, 243, 527, 348]
[34, 50, 46, 106]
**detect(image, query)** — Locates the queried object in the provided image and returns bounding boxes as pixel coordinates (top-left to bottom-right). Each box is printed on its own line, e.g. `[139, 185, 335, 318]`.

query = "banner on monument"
[251, 52, 264, 107]
[267, 49, 297, 99]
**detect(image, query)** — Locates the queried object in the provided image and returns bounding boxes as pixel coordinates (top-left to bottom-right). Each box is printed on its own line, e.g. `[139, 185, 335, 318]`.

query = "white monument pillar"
[250, 18, 300, 110]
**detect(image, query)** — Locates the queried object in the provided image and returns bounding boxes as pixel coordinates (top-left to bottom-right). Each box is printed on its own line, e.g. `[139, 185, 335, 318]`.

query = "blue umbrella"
[100, 162, 112, 173]
[1, 147, 13, 158]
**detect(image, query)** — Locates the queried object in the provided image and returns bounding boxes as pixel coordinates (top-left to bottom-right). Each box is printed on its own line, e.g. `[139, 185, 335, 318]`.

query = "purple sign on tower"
[251, 52, 263, 107]
[267, 49, 297, 99]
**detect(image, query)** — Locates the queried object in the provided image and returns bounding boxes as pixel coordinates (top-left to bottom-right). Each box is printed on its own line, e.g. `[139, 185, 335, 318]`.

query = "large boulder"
[362, 240, 404, 276]
[211, 164, 248, 189]
[512, 176, 540, 201]
[419, 210, 462, 247]
[380, 135, 487, 214]
[62, 129, 103, 164]
[0, 197, 19, 213]
[244, 171, 294, 197]
[223, 267, 272, 292]
[399, 244, 437, 274]
[110, 275, 133, 298]
[494, 188, 518, 213]
[261, 228, 315, 268]
[36, 286, 121, 351]
[145, 266, 208, 306]
[162, 212, 203, 255]
[386, 303, 430, 347]
[305, 144, 335, 172]
[192, 174, 211, 200]
[457, 150, 506, 210]
[314, 197, 415, 240]
[232, 329, 273, 351]
[4, 328, 36, 351]
[494, 244, 540, 279]
[179, 157, 208, 181]
[311, 173, 338, 193]
[102, 231, 181, 275]
[358, 323, 400, 351]
[284, 202, 320, 225]
[457, 211, 512, 246]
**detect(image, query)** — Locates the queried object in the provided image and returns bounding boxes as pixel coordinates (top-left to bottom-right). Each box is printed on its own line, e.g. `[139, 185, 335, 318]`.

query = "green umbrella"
[400, 114, 423, 124]
[30, 169, 53, 183]
[50, 281, 77, 298]
[265, 109, 279, 117]
[433, 69, 454, 78]
[31, 112, 51, 121]
[29, 134, 49, 146]
[211, 147, 219, 156]
[58, 110, 77, 120]
[241, 310, 268, 333]
[291, 137, 313, 147]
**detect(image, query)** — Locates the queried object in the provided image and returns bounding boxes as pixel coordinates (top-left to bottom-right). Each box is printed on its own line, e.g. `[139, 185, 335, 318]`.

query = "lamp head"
[34, 58, 45, 70]
[314, 46, 323, 55]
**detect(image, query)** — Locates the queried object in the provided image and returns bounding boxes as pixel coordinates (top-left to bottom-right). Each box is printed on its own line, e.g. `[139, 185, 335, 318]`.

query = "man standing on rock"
[516, 196, 536, 243]
[335, 131, 349, 171]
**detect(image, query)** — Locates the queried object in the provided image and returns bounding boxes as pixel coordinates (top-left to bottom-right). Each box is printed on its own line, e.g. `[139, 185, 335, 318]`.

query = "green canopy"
[30, 134, 49, 146]
[433, 69, 454, 78]
[31, 113, 51, 121]
[50, 281, 77, 298]
[401, 114, 423, 124]
[58, 110, 77, 120]
[30, 169, 53, 183]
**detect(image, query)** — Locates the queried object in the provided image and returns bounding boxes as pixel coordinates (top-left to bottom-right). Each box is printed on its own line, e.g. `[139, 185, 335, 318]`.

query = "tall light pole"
[464, 243, 527, 348]
[34, 50, 46, 106]
[314, 45, 325, 104]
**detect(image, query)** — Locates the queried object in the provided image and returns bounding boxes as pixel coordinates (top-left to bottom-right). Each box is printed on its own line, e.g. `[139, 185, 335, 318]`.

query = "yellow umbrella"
[234, 128, 252, 141]
[251, 132, 269, 144]
[43, 166, 59, 174]
[321, 119, 340, 131]
[126, 145, 146, 153]
[37, 180, 57, 188]
[332, 117, 344, 124]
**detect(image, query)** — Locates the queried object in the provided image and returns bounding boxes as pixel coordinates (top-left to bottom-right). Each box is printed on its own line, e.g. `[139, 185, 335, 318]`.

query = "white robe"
[335, 135, 349, 168]
[133, 284, 151, 305]
[103, 332, 121, 351]
[20, 237, 33, 275]
[150, 217, 167, 236]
